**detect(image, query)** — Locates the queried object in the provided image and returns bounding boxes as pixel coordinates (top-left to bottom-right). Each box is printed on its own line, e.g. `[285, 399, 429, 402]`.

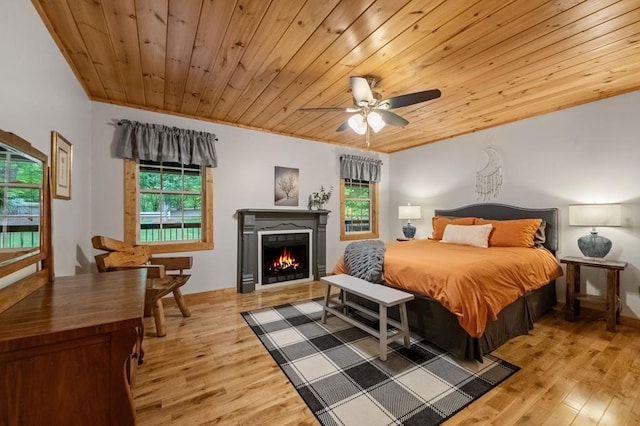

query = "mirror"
[0, 130, 48, 277]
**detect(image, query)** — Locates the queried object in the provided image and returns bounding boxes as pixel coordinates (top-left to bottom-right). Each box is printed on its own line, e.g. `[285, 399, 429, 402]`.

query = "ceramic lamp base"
[577, 231, 612, 258]
[402, 223, 416, 239]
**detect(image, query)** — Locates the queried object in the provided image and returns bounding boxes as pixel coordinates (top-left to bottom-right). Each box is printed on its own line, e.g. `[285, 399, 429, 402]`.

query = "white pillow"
[440, 224, 492, 248]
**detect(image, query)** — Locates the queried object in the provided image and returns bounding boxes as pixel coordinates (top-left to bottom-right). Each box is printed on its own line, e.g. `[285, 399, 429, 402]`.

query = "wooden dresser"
[0, 270, 146, 426]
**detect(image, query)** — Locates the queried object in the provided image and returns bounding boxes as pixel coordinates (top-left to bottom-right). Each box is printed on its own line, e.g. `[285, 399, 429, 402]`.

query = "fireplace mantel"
[236, 209, 330, 293]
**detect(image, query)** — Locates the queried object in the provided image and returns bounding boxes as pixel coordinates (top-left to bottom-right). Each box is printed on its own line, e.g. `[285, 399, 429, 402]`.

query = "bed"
[335, 203, 562, 361]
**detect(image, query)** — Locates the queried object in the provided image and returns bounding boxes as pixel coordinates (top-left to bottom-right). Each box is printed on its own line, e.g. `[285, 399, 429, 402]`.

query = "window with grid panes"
[0, 150, 42, 249]
[340, 178, 379, 240]
[124, 159, 213, 253]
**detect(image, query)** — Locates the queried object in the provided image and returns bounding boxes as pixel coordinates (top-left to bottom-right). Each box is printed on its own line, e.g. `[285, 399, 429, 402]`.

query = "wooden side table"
[561, 256, 627, 332]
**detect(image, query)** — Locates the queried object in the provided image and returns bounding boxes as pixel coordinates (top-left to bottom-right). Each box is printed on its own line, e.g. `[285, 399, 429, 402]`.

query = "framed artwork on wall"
[51, 131, 73, 200]
[274, 166, 299, 206]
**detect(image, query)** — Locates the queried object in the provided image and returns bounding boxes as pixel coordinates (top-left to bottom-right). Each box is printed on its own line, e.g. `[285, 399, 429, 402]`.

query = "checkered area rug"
[242, 298, 519, 426]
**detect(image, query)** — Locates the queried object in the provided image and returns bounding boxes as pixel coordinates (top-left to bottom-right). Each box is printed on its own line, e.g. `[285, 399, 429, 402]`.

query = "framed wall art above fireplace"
[274, 166, 298, 207]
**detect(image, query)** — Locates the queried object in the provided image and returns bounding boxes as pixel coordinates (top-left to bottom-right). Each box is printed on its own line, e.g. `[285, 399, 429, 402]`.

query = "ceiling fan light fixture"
[348, 114, 367, 135]
[367, 111, 385, 133]
[300, 76, 440, 144]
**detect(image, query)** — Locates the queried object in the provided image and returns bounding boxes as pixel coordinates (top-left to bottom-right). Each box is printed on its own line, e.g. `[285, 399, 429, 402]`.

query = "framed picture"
[274, 166, 299, 206]
[51, 131, 73, 200]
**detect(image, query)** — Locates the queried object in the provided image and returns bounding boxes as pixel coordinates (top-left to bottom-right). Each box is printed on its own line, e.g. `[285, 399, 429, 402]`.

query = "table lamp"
[569, 204, 621, 258]
[398, 204, 421, 238]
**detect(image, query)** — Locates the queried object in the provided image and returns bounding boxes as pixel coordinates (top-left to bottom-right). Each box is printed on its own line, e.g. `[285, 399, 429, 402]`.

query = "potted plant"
[308, 185, 333, 210]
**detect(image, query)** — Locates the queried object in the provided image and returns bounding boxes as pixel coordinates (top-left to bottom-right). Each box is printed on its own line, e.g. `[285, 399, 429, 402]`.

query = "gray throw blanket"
[344, 240, 386, 284]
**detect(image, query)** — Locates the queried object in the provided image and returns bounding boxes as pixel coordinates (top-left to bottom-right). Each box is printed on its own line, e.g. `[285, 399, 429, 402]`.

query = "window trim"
[339, 179, 379, 241]
[124, 159, 213, 254]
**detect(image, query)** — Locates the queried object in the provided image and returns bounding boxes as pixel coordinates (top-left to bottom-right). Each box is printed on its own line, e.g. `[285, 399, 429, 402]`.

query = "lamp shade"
[569, 204, 621, 227]
[398, 205, 421, 220]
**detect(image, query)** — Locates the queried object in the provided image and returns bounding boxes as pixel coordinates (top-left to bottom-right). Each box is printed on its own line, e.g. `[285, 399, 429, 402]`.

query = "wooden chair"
[92, 236, 192, 337]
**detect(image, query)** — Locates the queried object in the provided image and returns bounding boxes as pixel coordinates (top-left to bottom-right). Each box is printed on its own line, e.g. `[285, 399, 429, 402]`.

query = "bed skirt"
[347, 280, 557, 361]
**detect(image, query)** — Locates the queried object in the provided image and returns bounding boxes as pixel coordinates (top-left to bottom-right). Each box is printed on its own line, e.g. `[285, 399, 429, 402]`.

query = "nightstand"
[560, 256, 627, 332]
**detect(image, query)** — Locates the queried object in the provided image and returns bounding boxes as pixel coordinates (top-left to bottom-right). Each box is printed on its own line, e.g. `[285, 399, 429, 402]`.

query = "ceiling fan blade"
[351, 76, 374, 105]
[382, 89, 441, 109]
[379, 110, 409, 127]
[336, 120, 351, 132]
[299, 106, 350, 112]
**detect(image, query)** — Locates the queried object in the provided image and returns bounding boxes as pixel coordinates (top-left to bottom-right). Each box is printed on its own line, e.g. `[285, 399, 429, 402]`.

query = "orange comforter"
[334, 239, 562, 337]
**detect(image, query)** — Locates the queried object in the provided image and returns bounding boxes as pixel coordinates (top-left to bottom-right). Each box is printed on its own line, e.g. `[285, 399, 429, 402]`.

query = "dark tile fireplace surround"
[236, 209, 329, 293]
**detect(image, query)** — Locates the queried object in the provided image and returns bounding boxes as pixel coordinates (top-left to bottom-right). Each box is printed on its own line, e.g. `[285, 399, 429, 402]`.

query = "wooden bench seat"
[320, 274, 414, 361]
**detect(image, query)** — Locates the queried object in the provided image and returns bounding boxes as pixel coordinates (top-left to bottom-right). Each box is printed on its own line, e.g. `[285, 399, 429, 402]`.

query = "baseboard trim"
[567, 305, 640, 330]
[182, 281, 327, 303]
[619, 314, 640, 329]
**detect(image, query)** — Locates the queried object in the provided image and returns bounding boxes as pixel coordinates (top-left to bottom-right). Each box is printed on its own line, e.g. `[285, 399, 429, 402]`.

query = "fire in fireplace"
[259, 230, 312, 287]
[266, 247, 301, 273]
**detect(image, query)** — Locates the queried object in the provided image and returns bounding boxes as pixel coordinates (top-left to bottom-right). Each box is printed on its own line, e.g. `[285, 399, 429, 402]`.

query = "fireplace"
[258, 230, 312, 288]
[236, 209, 329, 293]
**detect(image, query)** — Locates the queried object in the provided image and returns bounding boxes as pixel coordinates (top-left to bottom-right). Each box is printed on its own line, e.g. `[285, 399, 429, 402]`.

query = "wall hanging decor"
[475, 147, 502, 201]
[51, 131, 73, 200]
[274, 166, 299, 206]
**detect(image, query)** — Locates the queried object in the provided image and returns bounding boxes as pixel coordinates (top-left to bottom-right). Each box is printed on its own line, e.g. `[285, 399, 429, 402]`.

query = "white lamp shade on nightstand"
[398, 205, 421, 220]
[398, 205, 421, 238]
[569, 204, 621, 258]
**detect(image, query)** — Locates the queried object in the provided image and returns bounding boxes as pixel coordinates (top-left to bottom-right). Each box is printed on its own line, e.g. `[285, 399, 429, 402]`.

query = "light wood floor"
[134, 281, 640, 425]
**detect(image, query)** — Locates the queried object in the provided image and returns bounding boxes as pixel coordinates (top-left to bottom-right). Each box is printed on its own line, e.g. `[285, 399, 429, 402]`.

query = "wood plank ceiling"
[32, 0, 640, 153]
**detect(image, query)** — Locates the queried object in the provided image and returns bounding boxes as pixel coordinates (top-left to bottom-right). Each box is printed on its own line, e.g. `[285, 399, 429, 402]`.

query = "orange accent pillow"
[431, 216, 476, 240]
[475, 218, 542, 248]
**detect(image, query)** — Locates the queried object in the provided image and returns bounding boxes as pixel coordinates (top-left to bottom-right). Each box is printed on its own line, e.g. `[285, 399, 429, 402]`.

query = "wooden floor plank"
[133, 281, 640, 425]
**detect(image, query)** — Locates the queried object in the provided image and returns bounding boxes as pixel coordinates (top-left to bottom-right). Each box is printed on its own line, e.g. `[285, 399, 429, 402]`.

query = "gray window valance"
[115, 119, 218, 167]
[340, 154, 382, 182]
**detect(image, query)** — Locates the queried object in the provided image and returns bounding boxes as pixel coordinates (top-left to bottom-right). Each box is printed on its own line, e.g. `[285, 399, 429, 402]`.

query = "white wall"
[0, 1, 92, 278]
[91, 102, 390, 294]
[389, 91, 640, 319]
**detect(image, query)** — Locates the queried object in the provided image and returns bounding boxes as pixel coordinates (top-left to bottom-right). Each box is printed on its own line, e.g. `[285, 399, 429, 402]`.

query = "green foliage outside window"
[344, 180, 372, 232]
[0, 159, 43, 207]
[0, 156, 42, 248]
[137, 161, 204, 243]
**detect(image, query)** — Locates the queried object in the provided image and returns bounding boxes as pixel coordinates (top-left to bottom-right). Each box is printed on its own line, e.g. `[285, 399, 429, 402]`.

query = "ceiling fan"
[300, 76, 441, 145]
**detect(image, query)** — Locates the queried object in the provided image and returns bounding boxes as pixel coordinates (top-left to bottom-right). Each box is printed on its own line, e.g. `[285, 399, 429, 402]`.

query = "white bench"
[320, 274, 414, 361]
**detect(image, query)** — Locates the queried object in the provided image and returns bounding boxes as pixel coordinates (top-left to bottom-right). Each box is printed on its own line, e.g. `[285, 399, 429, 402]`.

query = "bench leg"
[321, 284, 331, 324]
[173, 288, 191, 317]
[399, 302, 410, 349]
[341, 290, 348, 315]
[379, 304, 387, 361]
[153, 299, 167, 337]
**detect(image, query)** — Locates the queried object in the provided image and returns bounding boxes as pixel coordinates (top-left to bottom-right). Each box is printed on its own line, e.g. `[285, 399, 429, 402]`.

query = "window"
[0, 151, 42, 249]
[124, 159, 213, 253]
[340, 179, 378, 240]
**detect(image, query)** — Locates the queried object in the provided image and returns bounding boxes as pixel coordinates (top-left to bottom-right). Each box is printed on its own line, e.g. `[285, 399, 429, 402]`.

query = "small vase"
[317, 202, 325, 210]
